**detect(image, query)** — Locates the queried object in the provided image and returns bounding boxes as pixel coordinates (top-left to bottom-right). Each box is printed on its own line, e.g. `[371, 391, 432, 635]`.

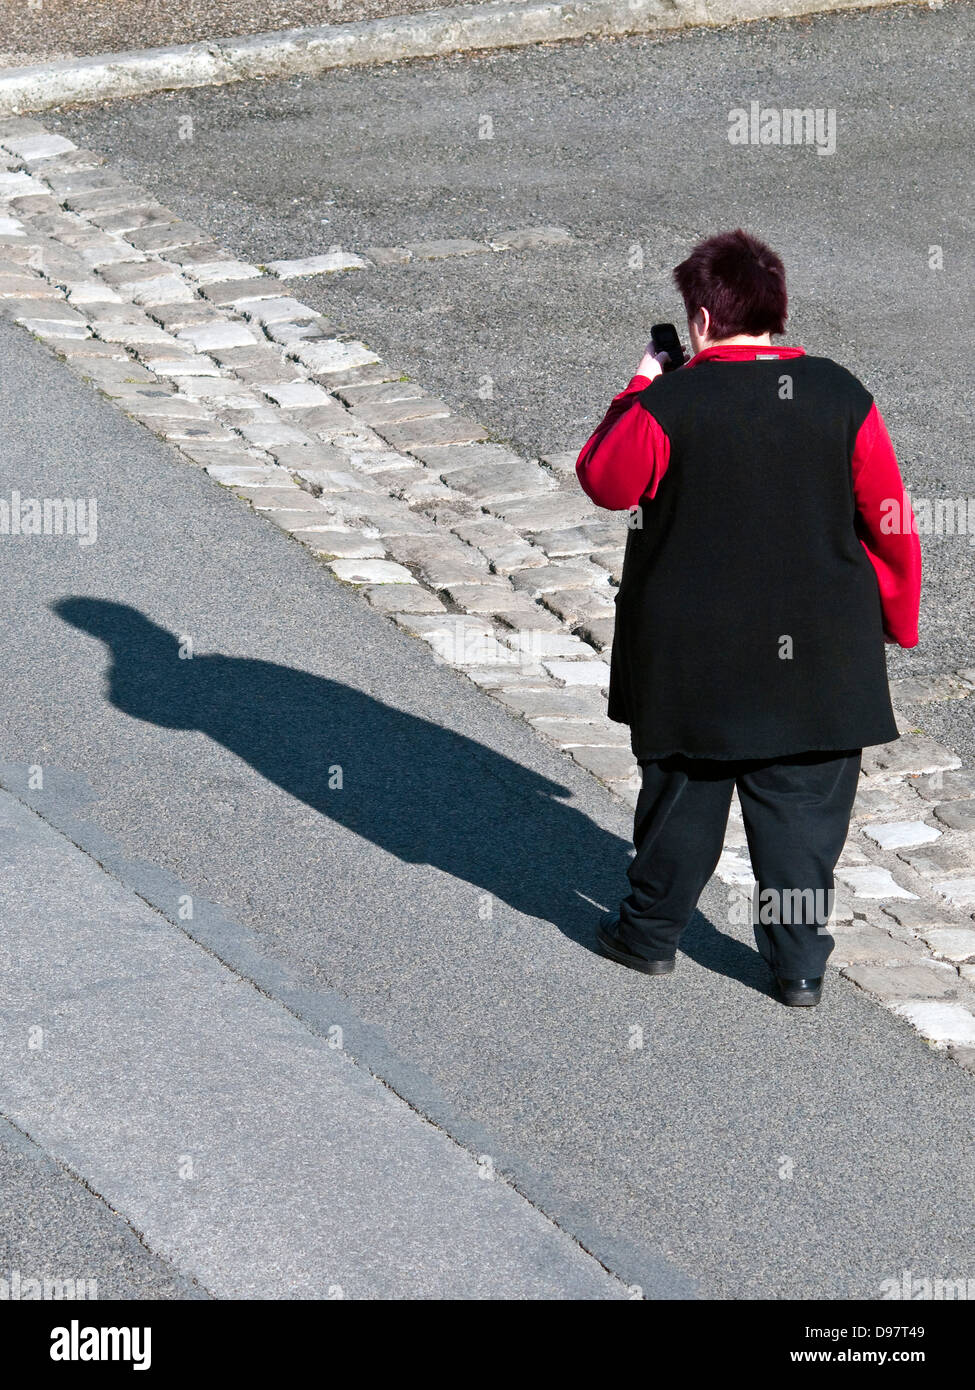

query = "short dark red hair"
[673, 229, 787, 340]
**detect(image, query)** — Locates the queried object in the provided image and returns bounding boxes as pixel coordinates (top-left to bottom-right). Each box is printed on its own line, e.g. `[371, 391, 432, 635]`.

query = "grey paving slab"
[0, 1115, 202, 1301]
[0, 787, 623, 1301]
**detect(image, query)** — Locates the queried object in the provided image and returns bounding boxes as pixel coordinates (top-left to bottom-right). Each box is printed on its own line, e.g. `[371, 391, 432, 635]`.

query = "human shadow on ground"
[53, 596, 769, 990]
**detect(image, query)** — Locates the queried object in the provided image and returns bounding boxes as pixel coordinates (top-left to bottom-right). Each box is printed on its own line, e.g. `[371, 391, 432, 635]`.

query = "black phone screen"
[650, 322, 685, 368]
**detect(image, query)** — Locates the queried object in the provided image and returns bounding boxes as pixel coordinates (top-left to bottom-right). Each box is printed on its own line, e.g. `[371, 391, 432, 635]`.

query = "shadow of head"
[52, 596, 633, 942]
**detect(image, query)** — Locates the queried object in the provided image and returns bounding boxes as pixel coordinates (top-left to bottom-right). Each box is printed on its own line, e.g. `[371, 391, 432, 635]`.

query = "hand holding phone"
[649, 322, 686, 370]
[635, 321, 687, 381]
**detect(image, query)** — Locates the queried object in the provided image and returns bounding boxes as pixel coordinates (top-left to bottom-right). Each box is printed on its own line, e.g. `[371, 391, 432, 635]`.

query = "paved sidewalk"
[0, 0, 447, 67]
[0, 786, 624, 1299]
[0, 1113, 199, 1300]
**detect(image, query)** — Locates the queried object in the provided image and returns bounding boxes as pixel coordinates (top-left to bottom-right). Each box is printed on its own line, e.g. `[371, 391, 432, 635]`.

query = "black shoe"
[596, 914, 676, 976]
[775, 976, 823, 1007]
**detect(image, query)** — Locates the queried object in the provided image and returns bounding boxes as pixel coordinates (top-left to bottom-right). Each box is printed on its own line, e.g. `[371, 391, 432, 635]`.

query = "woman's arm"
[851, 403, 922, 648]
[576, 374, 671, 511]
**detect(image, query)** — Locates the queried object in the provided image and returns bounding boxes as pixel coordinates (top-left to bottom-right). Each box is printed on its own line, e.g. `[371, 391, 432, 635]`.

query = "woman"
[576, 229, 921, 1006]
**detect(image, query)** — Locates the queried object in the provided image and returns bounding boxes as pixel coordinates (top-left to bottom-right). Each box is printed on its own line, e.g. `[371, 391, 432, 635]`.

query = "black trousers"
[617, 749, 862, 978]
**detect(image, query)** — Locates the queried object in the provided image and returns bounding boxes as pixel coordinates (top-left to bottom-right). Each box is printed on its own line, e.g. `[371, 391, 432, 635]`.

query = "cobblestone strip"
[3, 117, 975, 1066]
[266, 227, 575, 276]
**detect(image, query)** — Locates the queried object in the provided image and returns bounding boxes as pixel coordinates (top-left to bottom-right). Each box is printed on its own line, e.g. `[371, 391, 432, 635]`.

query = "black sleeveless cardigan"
[608, 354, 899, 760]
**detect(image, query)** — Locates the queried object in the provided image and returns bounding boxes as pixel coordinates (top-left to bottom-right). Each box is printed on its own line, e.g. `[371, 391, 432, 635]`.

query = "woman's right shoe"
[775, 976, 823, 1007]
[596, 914, 676, 976]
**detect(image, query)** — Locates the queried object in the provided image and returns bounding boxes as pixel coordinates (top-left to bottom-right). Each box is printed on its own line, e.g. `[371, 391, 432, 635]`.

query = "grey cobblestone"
[835, 866, 918, 900]
[146, 354, 223, 378]
[237, 418, 317, 449]
[292, 530, 387, 559]
[145, 303, 218, 331]
[436, 457, 555, 504]
[292, 339, 381, 375]
[379, 413, 490, 450]
[0, 272, 60, 297]
[888, 671, 975, 705]
[463, 666, 549, 690]
[510, 563, 609, 597]
[328, 558, 415, 584]
[408, 441, 523, 475]
[487, 226, 573, 251]
[882, 900, 966, 932]
[78, 361, 158, 387]
[403, 238, 490, 261]
[245, 487, 322, 510]
[841, 963, 960, 1000]
[346, 450, 417, 475]
[542, 590, 616, 628]
[933, 879, 975, 909]
[363, 246, 412, 268]
[910, 768, 975, 802]
[896, 841, 975, 877]
[265, 252, 369, 278]
[494, 606, 563, 632]
[486, 491, 597, 531]
[576, 616, 616, 650]
[372, 467, 452, 504]
[316, 360, 403, 391]
[529, 717, 631, 748]
[917, 928, 975, 963]
[448, 517, 549, 574]
[493, 686, 608, 720]
[568, 745, 638, 782]
[861, 821, 939, 850]
[142, 417, 236, 443]
[853, 781, 925, 819]
[862, 735, 962, 779]
[889, 1000, 975, 1048]
[59, 340, 128, 361]
[177, 322, 258, 351]
[441, 585, 543, 619]
[419, 558, 508, 590]
[257, 507, 334, 533]
[334, 380, 427, 408]
[829, 923, 928, 967]
[200, 276, 281, 307]
[933, 799, 975, 831]
[349, 395, 451, 427]
[543, 659, 610, 687]
[947, 1045, 975, 1073]
[205, 463, 286, 486]
[180, 443, 274, 469]
[127, 222, 205, 253]
[362, 586, 447, 614]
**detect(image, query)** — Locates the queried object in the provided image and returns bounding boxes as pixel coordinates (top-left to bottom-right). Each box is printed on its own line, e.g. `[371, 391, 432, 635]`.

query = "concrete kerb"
[0, 0, 932, 116]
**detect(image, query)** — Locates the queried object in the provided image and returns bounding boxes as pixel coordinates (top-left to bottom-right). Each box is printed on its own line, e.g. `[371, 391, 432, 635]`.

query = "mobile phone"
[650, 322, 686, 370]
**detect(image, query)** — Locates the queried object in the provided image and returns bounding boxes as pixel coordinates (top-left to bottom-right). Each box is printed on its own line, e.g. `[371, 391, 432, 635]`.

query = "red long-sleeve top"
[576, 345, 922, 647]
